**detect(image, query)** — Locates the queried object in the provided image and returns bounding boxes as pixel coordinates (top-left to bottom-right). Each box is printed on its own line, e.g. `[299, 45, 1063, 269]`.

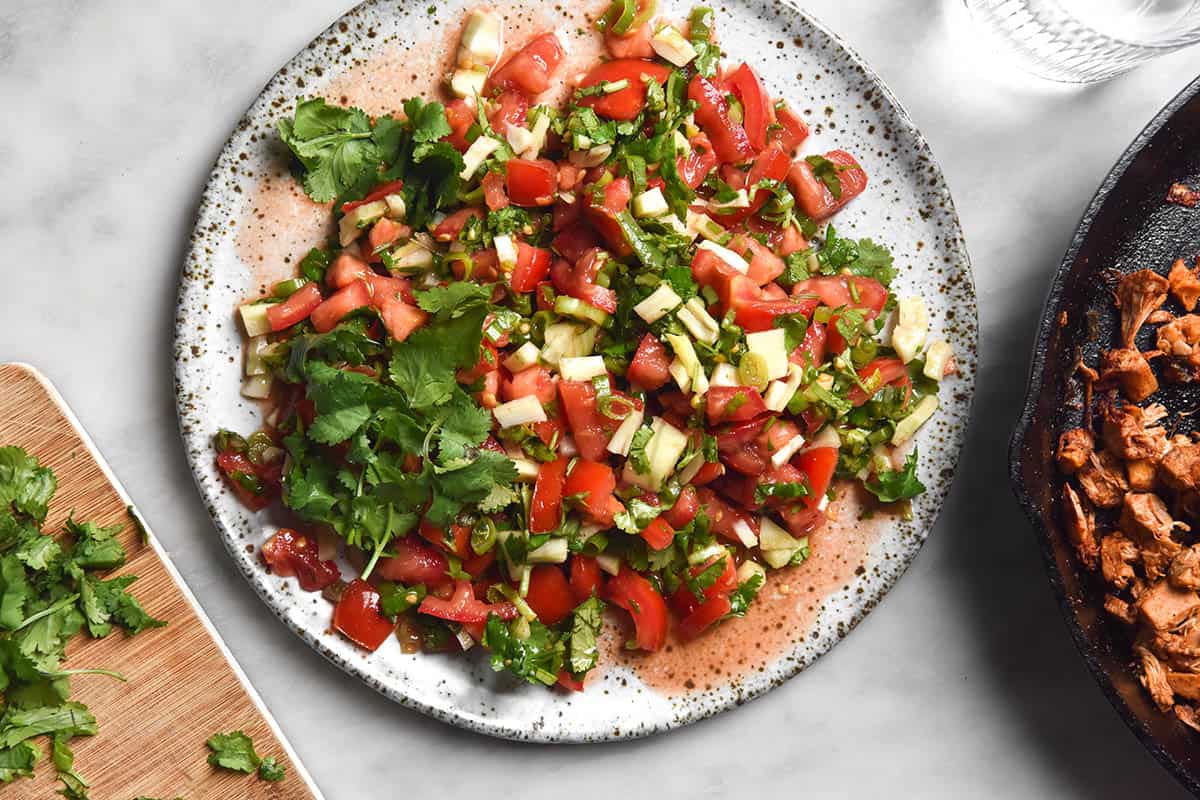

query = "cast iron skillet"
[1010, 74, 1200, 795]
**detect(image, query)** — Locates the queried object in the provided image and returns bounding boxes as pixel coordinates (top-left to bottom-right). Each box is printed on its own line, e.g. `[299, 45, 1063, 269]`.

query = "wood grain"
[0, 364, 321, 799]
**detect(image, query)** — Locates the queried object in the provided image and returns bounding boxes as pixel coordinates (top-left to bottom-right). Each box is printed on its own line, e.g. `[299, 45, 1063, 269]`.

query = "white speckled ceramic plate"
[175, 0, 977, 741]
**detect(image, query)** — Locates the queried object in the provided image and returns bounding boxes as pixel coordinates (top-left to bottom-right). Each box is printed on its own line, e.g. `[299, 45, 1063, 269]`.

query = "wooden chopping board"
[0, 363, 322, 799]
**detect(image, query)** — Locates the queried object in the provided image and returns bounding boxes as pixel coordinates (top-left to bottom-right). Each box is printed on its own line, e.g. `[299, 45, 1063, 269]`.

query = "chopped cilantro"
[864, 449, 926, 503]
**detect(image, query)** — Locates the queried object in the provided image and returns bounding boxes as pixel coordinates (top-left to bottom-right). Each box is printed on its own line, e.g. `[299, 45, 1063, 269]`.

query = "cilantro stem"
[16, 594, 80, 631]
[46, 667, 127, 682]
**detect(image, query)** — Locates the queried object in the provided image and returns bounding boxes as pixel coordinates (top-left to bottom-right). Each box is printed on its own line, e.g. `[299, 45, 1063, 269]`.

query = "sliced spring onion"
[553, 295, 610, 326]
[504, 341, 541, 373]
[606, 408, 645, 456]
[493, 395, 548, 428]
[770, 434, 807, 467]
[559, 355, 608, 381]
[633, 284, 682, 324]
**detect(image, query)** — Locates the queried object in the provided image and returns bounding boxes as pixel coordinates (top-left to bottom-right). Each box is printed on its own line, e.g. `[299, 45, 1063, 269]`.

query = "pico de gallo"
[216, 1, 957, 690]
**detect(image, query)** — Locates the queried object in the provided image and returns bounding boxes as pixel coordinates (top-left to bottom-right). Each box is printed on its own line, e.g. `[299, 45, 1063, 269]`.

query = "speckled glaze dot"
[174, 0, 978, 743]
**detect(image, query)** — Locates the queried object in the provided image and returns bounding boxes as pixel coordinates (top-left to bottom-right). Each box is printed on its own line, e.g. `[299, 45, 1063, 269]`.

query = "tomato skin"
[374, 537, 449, 585]
[792, 274, 885, 352]
[678, 593, 733, 640]
[310, 280, 371, 333]
[796, 446, 838, 507]
[377, 297, 426, 343]
[729, 234, 785, 286]
[489, 32, 565, 96]
[365, 218, 411, 262]
[524, 565, 576, 625]
[529, 457, 569, 534]
[691, 460, 724, 486]
[333, 579, 396, 652]
[604, 568, 669, 652]
[506, 158, 558, 207]
[687, 75, 754, 164]
[557, 380, 635, 462]
[786, 149, 868, 220]
[706, 386, 768, 424]
[569, 555, 603, 604]
[510, 242, 551, 292]
[697, 487, 760, 543]
[664, 485, 700, 528]
[604, 13, 656, 58]
[419, 579, 518, 624]
[266, 283, 323, 331]
[768, 102, 810, 153]
[640, 517, 675, 550]
[261, 528, 340, 590]
[726, 63, 773, 151]
[557, 670, 585, 691]
[671, 554, 739, 619]
[578, 59, 673, 121]
[847, 357, 912, 407]
[627, 334, 672, 390]
[340, 179, 405, 214]
[564, 460, 618, 523]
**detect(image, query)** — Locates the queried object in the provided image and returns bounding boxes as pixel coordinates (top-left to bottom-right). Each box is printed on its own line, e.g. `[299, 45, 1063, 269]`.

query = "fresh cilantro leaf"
[0, 555, 30, 630]
[414, 282, 492, 320]
[259, 756, 286, 782]
[864, 449, 926, 503]
[0, 447, 56, 523]
[403, 97, 452, 142]
[283, 319, 382, 384]
[727, 573, 765, 617]
[685, 556, 727, 602]
[850, 238, 896, 285]
[774, 313, 809, 351]
[0, 741, 38, 782]
[436, 391, 492, 462]
[688, 7, 720, 78]
[483, 615, 564, 686]
[403, 141, 465, 230]
[754, 481, 810, 504]
[426, 452, 518, 526]
[486, 206, 532, 238]
[702, 434, 719, 463]
[663, 265, 698, 301]
[613, 496, 662, 534]
[805, 154, 846, 199]
[297, 247, 331, 283]
[278, 98, 377, 203]
[206, 730, 260, 774]
[568, 596, 604, 675]
[614, 212, 668, 271]
[0, 702, 97, 748]
[778, 250, 811, 289]
[389, 329, 459, 410]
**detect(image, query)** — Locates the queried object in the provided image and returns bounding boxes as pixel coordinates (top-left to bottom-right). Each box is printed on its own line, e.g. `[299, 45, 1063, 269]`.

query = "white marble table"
[3, 0, 1199, 796]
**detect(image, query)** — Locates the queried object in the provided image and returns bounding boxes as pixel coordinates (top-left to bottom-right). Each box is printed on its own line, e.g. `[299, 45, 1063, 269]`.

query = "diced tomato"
[729, 234, 785, 286]
[216, 449, 276, 510]
[524, 565, 575, 625]
[715, 419, 769, 476]
[558, 380, 624, 461]
[333, 579, 395, 651]
[678, 133, 719, 188]
[603, 7, 656, 59]
[564, 460, 618, 523]
[375, 537, 449, 585]
[690, 247, 742, 290]
[787, 321, 825, 370]
[847, 357, 912, 407]
[793, 275, 887, 352]
[482, 170, 510, 211]
[265, 283, 323, 332]
[604, 567, 668, 652]
[433, 207, 483, 242]
[461, 550, 497, 578]
[726, 63, 773, 152]
[419, 579, 518, 624]
[458, 341, 500, 383]
[451, 247, 500, 283]
[310, 280, 372, 333]
[691, 460, 724, 485]
[551, 248, 617, 314]
[578, 59, 673, 121]
[670, 553, 737, 617]
[506, 158, 558, 207]
[488, 90, 529, 134]
[706, 386, 768, 424]
[510, 242, 552, 293]
[786, 149, 868, 220]
[583, 176, 634, 257]
[779, 222, 809, 256]
[697, 487, 759, 544]
[502, 365, 556, 405]
[664, 485, 700, 528]
[489, 32, 565, 97]
[552, 223, 600, 264]
[418, 520, 472, 559]
[327, 253, 373, 288]
[443, 99, 475, 152]
[340, 179, 405, 214]
[796, 446, 838, 507]
[569, 555, 603, 604]
[530, 457, 569, 534]
[627, 334, 672, 390]
[768, 101, 810, 153]
[712, 144, 791, 225]
[687, 75, 754, 164]
[260, 528, 339, 590]
[731, 296, 815, 333]
[639, 516, 675, 550]
[377, 298, 426, 343]
[557, 670, 585, 691]
[366, 218, 410, 262]
[679, 593, 733, 640]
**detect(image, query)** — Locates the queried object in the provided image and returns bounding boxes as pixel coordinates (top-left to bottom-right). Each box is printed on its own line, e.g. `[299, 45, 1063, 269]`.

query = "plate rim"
[174, 0, 978, 742]
[1008, 74, 1200, 794]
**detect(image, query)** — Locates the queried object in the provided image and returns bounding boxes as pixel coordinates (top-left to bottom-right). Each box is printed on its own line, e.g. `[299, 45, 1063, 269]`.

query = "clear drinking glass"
[961, 0, 1200, 82]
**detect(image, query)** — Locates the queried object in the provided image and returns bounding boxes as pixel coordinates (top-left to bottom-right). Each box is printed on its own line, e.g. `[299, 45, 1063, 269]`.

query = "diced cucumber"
[732, 519, 758, 548]
[634, 284, 682, 323]
[504, 341, 541, 373]
[458, 9, 503, 68]
[245, 336, 277, 377]
[650, 23, 698, 66]
[506, 125, 536, 156]
[923, 339, 954, 381]
[686, 210, 730, 244]
[559, 355, 607, 381]
[668, 358, 691, 393]
[338, 199, 388, 246]
[493, 395, 548, 428]
[891, 395, 939, 445]
[389, 240, 434, 273]
[644, 417, 689, 490]
[527, 538, 569, 564]
[510, 456, 541, 482]
[596, 554, 621, 576]
[241, 374, 273, 400]
[710, 363, 740, 387]
[891, 296, 928, 363]
[633, 187, 669, 218]
[541, 322, 597, 365]
[239, 303, 274, 338]
[763, 363, 804, 412]
[745, 328, 789, 381]
[687, 543, 728, 566]
[758, 518, 796, 551]
[568, 144, 612, 168]
[736, 559, 766, 584]
[665, 333, 700, 377]
[708, 188, 750, 211]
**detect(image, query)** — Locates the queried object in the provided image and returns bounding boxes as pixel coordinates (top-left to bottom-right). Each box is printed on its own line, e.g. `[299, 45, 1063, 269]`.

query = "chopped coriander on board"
[206, 729, 287, 782]
[0, 446, 165, 797]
